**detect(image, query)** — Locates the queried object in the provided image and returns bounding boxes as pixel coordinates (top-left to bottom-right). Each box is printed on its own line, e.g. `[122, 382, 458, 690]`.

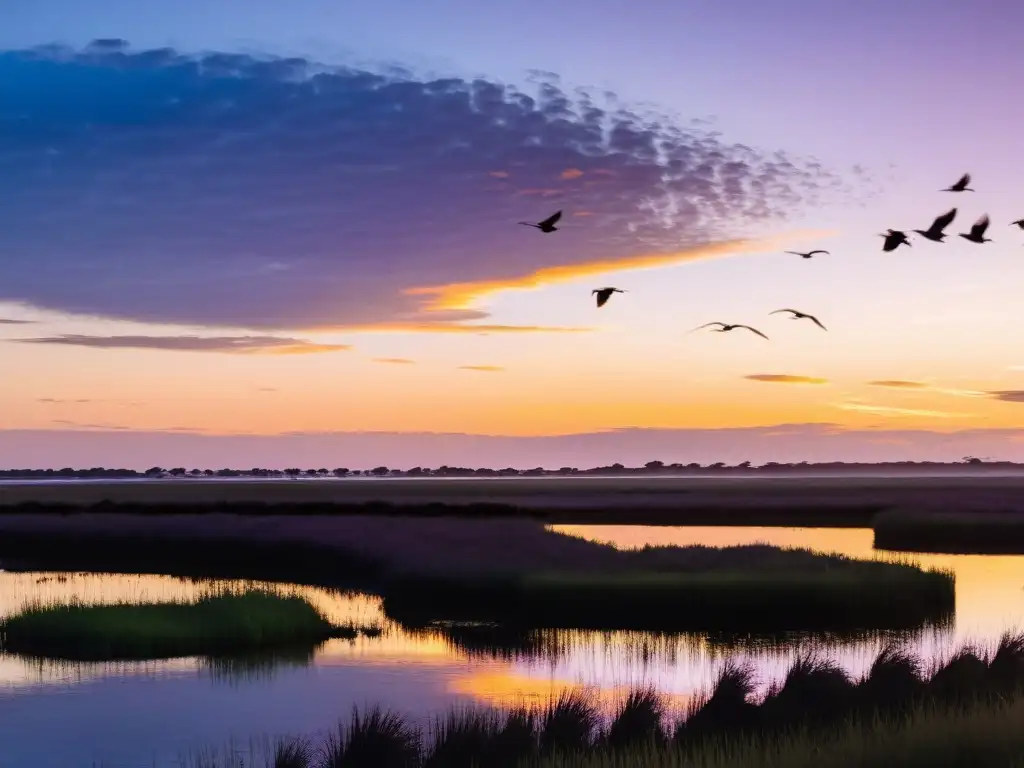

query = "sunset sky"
[4, 1, 1024, 468]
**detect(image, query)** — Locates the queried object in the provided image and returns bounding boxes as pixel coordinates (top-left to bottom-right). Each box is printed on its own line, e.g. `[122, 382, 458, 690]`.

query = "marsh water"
[3, 525, 1024, 767]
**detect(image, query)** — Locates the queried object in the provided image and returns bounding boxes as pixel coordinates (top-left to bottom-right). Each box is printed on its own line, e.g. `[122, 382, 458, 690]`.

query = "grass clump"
[541, 689, 601, 756]
[0, 589, 351, 660]
[270, 736, 315, 768]
[175, 637, 1024, 766]
[605, 687, 667, 750]
[320, 706, 420, 768]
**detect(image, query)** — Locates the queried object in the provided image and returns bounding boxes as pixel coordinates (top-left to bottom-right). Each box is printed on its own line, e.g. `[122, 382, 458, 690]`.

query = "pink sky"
[1, 425, 1020, 470]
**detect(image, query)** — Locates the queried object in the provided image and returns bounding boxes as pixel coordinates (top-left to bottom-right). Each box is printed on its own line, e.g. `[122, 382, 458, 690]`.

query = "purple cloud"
[988, 391, 1024, 403]
[0, 41, 854, 333]
[12, 334, 351, 354]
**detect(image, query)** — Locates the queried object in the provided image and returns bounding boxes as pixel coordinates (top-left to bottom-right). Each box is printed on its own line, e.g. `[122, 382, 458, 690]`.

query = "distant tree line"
[0, 455, 1012, 479]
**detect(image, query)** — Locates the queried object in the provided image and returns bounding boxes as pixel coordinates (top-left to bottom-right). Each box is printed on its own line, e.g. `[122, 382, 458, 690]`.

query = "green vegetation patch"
[382, 563, 955, 633]
[0, 589, 357, 661]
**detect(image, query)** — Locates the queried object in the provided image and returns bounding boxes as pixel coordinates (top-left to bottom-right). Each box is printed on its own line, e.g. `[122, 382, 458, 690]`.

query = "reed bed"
[164, 633, 1024, 767]
[874, 508, 1024, 554]
[0, 589, 366, 660]
[0, 513, 954, 632]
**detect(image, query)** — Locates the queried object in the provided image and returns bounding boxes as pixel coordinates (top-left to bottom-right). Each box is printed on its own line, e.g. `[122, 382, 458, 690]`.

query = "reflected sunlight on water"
[3, 526, 1024, 767]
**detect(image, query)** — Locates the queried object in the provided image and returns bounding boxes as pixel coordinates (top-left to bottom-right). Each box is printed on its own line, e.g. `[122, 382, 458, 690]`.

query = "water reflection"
[0, 526, 1023, 767]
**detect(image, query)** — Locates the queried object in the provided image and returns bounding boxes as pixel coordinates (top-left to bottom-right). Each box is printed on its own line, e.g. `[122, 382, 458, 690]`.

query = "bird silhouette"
[942, 173, 974, 192]
[786, 250, 830, 259]
[769, 308, 827, 330]
[1011, 219, 1024, 230]
[592, 287, 626, 308]
[880, 230, 912, 252]
[519, 210, 562, 233]
[691, 322, 769, 340]
[959, 214, 993, 244]
[913, 208, 957, 242]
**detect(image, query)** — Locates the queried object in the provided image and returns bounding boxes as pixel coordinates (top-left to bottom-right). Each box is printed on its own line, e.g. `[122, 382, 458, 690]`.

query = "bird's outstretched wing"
[1011, 219, 1024, 228]
[930, 208, 957, 232]
[952, 173, 971, 190]
[784, 251, 805, 256]
[539, 210, 563, 228]
[690, 322, 725, 332]
[809, 250, 830, 256]
[973, 214, 991, 236]
[770, 309, 799, 316]
[595, 291, 610, 308]
[806, 314, 828, 331]
[736, 325, 769, 340]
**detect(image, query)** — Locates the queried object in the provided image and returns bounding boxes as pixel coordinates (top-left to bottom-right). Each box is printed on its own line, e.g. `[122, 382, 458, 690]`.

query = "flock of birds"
[519, 173, 1024, 340]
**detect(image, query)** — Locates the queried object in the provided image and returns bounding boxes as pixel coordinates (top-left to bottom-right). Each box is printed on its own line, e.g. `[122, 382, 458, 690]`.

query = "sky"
[4, 0, 1024, 469]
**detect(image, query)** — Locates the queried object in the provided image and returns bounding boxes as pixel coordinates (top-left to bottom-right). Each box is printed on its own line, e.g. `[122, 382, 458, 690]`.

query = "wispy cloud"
[867, 380, 928, 389]
[458, 365, 505, 372]
[0, 318, 33, 324]
[37, 398, 92, 404]
[373, 357, 416, 365]
[51, 419, 131, 430]
[832, 401, 970, 419]
[744, 374, 828, 385]
[867, 379, 986, 398]
[345, 323, 590, 335]
[50, 419, 205, 432]
[12, 335, 352, 355]
[987, 391, 1024, 403]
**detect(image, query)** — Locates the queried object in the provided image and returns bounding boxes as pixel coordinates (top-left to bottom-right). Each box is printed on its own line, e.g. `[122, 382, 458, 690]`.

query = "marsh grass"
[535, 698, 1024, 767]
[383, 567, 955, 633]
[0, 513, 955, 633]
[320, 706, 421, 768]
[605, 687, 667, 750]
[270, 736, 315, 768]
[0, 589, 357, 660]
[874, 508, 1024, 554]
[172, 637, 1024, 766]
[540, 690, 601, 755]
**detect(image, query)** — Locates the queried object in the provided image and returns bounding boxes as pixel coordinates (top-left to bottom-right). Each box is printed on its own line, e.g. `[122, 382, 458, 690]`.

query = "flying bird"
[959, 214, 993, 244]
[691, 322, 769, 340]
[913, 208, 957, 242]
[592, 287, 626, 308]
[786, 250, 830, 259]
[880, 229, 911, 252]
[942, 173, 974, 192]
[519, 210, 562, 233]
[769, 308, 827, 331]
[1011, 219, 1024, 229]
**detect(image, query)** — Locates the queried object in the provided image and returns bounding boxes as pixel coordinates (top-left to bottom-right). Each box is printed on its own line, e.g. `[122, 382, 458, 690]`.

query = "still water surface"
[2, 525, 1023, 767]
